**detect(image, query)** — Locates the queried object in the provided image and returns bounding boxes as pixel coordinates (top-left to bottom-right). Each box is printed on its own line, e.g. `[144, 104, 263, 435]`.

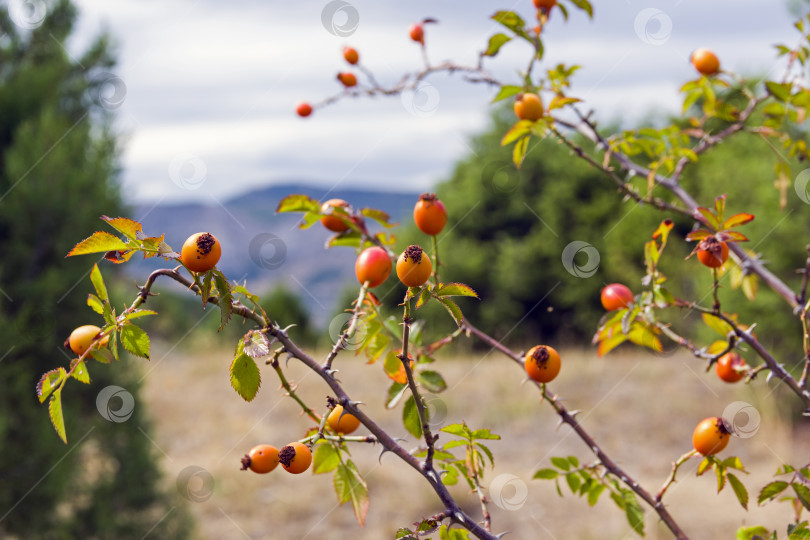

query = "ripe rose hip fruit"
[241, 444, 280, 474]
[396, 245, 432, 287]
[296, 102, 312, 117]
[514, 93, 543, 121]
[715, 352, 747, 383]
[320, 199, 351, 232]
[524, 345, 561, 383]
[355, 246, 392, 288]
[533, 0, 557, 11]
[409, 23, 424, 45]
[279, 442, 312, 474]
[696, 236, 729, 268]
[414, 193, 447, 236]
[327, 405, 361, 435]
[691, 48, 720, 76]
[600, 284, 634, 311]
[68, 324, 109, 356]
[180, 232, 222, 273]
[692, 417, 730, 456]
[337, 72, 357, 87]
[343, 46, 359, 65]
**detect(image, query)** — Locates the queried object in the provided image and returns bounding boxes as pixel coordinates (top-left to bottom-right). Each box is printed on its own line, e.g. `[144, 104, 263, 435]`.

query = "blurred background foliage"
[0, 1, 190, 538]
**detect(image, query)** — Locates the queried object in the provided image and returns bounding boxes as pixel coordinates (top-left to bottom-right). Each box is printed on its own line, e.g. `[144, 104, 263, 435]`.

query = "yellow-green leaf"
[71, 360, 90, 384]
[37, 368, 66, 403]
[67, 232, 127, 258]
[101, 216, 143, 241]
[333, 460, 369, 526]
[49, 389, 67, 444]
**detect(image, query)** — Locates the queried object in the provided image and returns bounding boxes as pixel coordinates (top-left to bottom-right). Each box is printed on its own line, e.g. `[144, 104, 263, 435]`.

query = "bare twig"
[462, 322, 690, 540]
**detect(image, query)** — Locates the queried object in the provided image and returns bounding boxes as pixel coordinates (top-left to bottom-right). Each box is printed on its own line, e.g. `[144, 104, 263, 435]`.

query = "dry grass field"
[138, 340, 808, 540]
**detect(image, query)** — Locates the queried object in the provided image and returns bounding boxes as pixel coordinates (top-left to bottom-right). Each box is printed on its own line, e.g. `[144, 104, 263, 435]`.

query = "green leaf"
[87, 294, 104, 315]
[623, 492, 645, 536]
[485, 33, 511, 56]
[722, 456, 746, 472]
[471, 428, 500, 441]
[439, 297, 464, 327]
[736, 526, 772, 540]
[37, 368, 66, 403]
[90, 348, 114, 364]
[67, 231, 128, 257]
[793, 482, 810, 512]
[568, 456, 580, 468]
[417, 370, 447, 393]
[551, 457, 571, 471]
[385, 382, 408, 409]
[435, 282, 479, 298]
[568, 0, 593, 17]
[71, 360, 90, 384]
[276, 194, 320, 213]
[415, 286, 431, 309]
[231, 284, 260, 305]
[123, 309, 158, 321]
[441, 423, 469, 438]
[49, 389, 67, 444]
[327, 231, 363, 248]
[230, 345, 261, 402]
[119, 323, 150, 359]
[333, 460, 369, 526]
[403, 396, 423, 439]
[89, 264, 108, 302]
[474, 442, 495, 466]
[565, 472, 581, 493]
[727, 473, 749, 510]
[313, 443, 340, 474]
[533, 468, 559, 480]
[766, 81, 792, 102]
[588, 484, 606, 506]
[360, 207, 394, 227]
[492, 85, 523, 104]
[212, 270, 233, 331]
[200, 268, 213, 308]
[491, 10, 526, 33]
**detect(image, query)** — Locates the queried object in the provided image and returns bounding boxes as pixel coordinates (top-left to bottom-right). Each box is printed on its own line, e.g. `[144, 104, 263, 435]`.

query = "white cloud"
[71, 0, 799, 202]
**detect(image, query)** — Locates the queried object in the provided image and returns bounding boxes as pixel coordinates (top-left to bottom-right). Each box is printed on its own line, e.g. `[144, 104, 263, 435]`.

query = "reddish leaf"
[694, 208, 720, 229]
[685, 229, 711, 242]
[722, 213, 755, 229]
[718, 231, 749, 243]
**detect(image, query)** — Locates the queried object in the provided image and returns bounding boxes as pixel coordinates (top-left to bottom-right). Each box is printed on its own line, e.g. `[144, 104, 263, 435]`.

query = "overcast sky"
[67, 0, 799, 204]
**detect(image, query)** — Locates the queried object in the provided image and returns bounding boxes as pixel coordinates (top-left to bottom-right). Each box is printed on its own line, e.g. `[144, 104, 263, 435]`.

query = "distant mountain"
[127, 183, 421, 324]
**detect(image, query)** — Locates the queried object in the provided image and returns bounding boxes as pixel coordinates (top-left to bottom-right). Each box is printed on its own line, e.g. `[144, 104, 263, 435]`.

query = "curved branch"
[135, 268, 498, 540]
[462, 322, 690, 540]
